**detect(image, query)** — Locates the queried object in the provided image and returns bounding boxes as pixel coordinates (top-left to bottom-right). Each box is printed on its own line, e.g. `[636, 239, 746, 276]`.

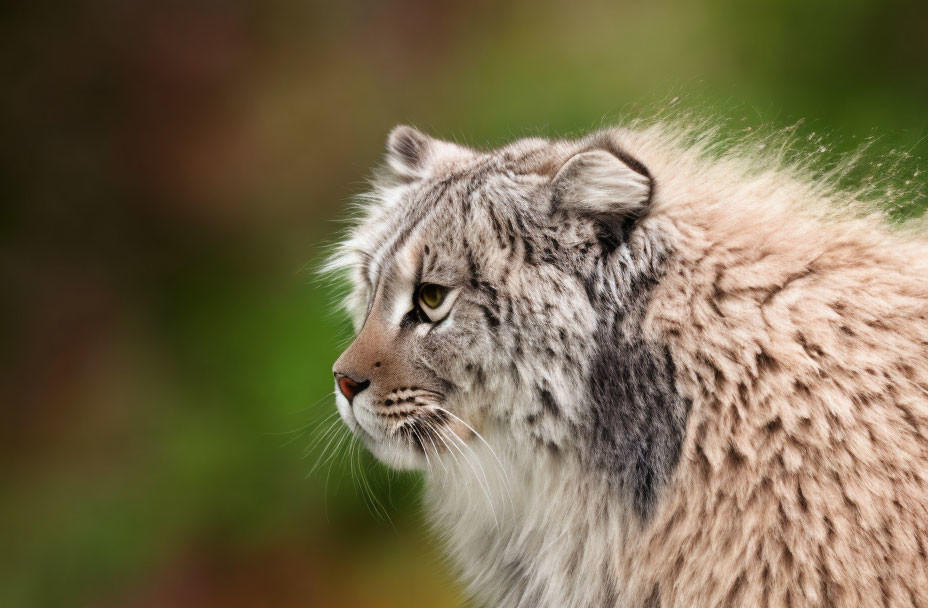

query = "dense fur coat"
[328, 122, 928, 607]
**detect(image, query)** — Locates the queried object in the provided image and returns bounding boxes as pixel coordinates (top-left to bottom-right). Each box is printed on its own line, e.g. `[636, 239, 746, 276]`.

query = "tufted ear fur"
[385, 125, 473, 180]
[386, 125, 433, 178]
[551, 147, 653, 240]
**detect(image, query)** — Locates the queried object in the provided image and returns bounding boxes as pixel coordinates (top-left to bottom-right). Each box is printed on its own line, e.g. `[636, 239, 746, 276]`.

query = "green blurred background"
[1, 1, 926, 606]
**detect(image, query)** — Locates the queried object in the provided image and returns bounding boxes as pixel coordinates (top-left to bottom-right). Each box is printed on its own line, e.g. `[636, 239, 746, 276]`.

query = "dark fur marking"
[584, 244, 690, 519]
[468, 363, 487, 387]
[505, 219, 518, 257]
[643, 584, 661, 608]
[541, 246, 557, 264]
[400, 306, 427, 328]
[478, 304, 500, 328]
[480, 281, 499, 305]
[465, 242, 481, 288]
[514, 215, 538, 265]
[797, 332, 826, 361]
[487, 208, 511, 250]
[538, 387, 560, 417]
[725, 573, 747, 605]
[755, 349, 778, 375]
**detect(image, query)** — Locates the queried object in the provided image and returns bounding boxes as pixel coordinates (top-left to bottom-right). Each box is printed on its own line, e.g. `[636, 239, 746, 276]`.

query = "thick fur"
[328, 121, 928, 607]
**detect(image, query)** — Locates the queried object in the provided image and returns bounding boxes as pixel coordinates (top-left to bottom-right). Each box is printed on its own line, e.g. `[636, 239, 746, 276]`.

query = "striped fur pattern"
[328, 122, 928, 607]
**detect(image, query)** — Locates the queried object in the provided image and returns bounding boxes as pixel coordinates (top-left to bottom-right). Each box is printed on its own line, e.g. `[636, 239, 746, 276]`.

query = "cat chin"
[367, 439, 426, 471]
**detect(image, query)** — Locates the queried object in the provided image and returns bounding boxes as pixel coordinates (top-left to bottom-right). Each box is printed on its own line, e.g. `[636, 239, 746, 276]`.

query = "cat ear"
[386, 125, 433, 178]
[551, 148, 653, 235]
[385, 125, 472, 180]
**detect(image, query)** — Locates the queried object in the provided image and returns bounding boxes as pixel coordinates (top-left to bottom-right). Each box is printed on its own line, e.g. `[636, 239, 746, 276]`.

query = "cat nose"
[334, 372, 369, 403]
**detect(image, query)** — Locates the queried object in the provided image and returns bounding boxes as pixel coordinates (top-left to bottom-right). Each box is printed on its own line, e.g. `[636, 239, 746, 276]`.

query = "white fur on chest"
[423, 438, 639, 608]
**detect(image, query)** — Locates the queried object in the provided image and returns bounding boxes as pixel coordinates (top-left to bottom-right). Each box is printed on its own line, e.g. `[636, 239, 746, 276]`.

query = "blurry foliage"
[0, 0, 925, 606]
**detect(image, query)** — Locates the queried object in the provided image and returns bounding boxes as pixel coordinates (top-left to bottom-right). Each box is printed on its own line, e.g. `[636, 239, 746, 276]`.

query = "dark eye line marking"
[415, 244, 425, 292]
[400, 307, 426, 328]
[408, 243, 426, 317]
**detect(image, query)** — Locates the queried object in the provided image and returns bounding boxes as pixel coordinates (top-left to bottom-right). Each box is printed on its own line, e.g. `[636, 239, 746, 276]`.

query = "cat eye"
[416, 283, 455, 323]
[418, 283, 447, 310]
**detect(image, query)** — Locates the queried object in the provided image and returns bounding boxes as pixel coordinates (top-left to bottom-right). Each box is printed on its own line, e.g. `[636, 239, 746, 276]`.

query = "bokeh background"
[2, 1, 926, 606]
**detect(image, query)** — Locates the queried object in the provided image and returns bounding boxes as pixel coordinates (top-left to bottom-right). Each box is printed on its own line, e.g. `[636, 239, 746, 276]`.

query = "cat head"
[328, 125, 659, 470]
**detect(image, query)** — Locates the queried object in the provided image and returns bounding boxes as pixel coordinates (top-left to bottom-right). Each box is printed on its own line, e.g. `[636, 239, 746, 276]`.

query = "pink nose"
[335, 374, 369, 403]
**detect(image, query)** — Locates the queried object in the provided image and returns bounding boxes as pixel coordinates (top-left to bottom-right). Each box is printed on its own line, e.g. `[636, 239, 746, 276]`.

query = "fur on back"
[329, 120, 928, 607]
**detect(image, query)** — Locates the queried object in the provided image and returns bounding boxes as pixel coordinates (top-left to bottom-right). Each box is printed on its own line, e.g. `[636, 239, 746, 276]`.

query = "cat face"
[330, 126, 661, 474]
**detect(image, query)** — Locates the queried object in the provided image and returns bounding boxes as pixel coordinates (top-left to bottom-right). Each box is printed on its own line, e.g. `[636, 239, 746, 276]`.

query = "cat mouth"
[393, 407, 453, 451]
[353, 397, 477, 467]
[334, 381, 478, 470]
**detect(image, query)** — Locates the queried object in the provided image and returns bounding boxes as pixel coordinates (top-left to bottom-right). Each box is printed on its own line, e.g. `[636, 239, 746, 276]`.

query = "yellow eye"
[418, 283, 447, 310]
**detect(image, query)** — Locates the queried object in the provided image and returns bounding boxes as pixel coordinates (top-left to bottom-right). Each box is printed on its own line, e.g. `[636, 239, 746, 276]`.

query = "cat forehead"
[372, 159, 545, 231]
[350, 175, 542, 287]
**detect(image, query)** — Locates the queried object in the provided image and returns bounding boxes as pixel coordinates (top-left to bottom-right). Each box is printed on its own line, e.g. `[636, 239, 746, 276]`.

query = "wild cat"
[326, 121, 928, 607]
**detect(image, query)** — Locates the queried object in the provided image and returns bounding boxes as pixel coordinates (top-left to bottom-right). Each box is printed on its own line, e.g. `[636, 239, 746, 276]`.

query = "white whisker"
[420, 419, 449, 476]
[411, 425, 434, 475]
[307, 420, 350, 476]
[429, 421, 462, 488]
[303, 417, 343, 458]
[358, 445, 391, 523]
[434, 406, 514, 509]
[437, 425, 500, 530]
